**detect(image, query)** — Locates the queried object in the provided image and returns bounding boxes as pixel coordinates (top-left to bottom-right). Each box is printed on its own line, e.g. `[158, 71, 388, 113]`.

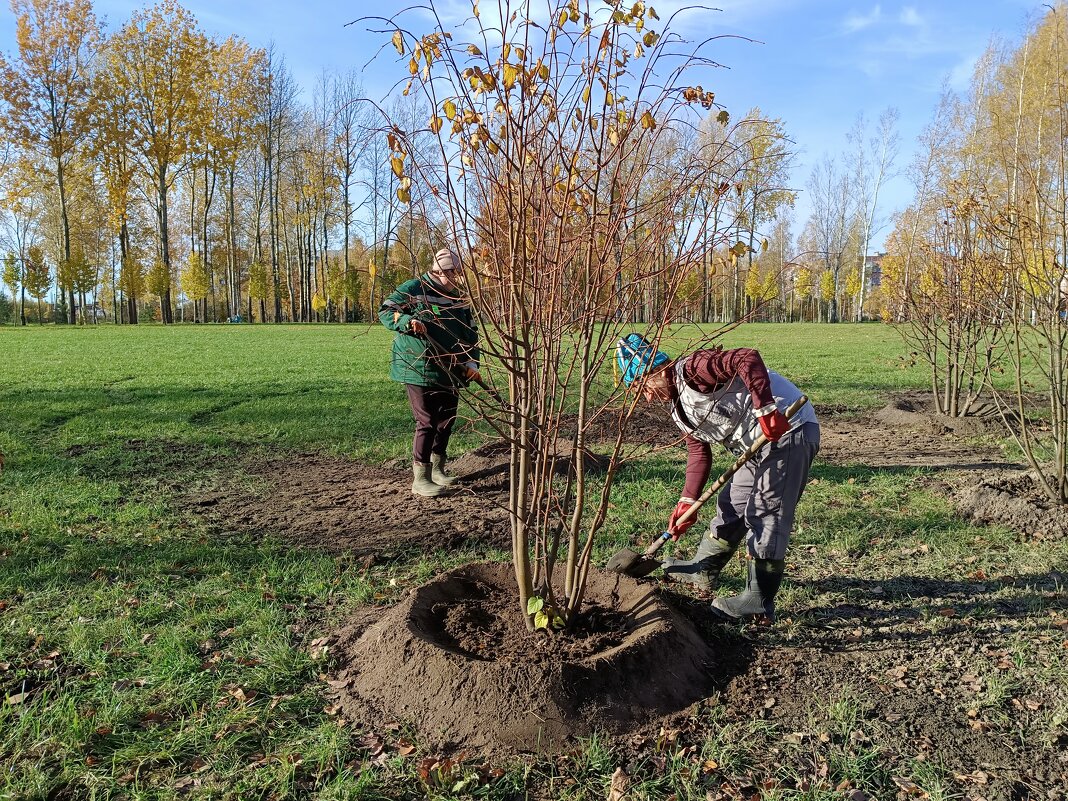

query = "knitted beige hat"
[433, 248, 460, 272]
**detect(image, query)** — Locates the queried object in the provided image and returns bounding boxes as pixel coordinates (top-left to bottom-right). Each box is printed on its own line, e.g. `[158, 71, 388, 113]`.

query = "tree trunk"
[158, 168, 173, 324]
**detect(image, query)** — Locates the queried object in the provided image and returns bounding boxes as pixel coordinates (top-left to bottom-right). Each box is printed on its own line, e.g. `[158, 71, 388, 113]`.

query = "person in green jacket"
[379, 248, 481, 497]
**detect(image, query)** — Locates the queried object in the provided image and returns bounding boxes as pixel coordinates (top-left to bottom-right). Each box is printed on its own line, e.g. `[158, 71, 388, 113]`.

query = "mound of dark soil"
[327, 562, 715, 754]
[874, 391, 1006, 437]
[954, 470, 1068, 540]
[818, 395, 1016, 471]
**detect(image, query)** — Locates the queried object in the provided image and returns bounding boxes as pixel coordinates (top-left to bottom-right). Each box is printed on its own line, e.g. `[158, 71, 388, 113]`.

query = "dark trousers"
[406, 384, 459, 463]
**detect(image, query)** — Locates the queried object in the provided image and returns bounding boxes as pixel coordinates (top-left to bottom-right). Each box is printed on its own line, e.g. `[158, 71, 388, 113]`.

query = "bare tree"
[373, 0, 750, 630]
[847, 107, 899, 320]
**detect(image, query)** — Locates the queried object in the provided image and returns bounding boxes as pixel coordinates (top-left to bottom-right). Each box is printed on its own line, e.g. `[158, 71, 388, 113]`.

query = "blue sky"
[0, 1, 1043, 250]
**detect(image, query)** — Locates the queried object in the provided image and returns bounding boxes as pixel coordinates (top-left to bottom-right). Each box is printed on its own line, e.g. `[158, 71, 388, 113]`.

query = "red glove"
[756, 406, 790, 442]
[667, 497, 697, 538]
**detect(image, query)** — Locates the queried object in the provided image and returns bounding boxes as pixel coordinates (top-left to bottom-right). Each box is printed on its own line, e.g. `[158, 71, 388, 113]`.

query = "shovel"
[607, 395, 809, 578]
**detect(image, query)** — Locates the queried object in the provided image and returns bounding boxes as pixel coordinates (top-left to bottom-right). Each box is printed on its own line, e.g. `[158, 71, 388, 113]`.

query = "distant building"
[865, 252, 885, 288]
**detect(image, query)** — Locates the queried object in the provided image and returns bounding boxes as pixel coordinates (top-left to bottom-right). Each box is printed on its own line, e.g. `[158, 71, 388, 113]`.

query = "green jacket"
[378, 274, 480, 387]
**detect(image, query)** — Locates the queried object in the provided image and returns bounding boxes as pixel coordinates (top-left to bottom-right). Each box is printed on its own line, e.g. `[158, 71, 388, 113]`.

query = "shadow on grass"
[802, 570, 1068, 628]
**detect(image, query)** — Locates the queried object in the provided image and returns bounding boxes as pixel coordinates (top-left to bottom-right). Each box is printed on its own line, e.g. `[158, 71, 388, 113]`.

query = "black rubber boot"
[662, 536, 739, 591]
[662, 520, 745, 591]
[711, 557, 785, 624]
[429, 453, 457, 485]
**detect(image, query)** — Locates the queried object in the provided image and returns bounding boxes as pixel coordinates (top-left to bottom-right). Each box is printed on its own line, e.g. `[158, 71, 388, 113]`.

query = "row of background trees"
[880, 5, 1068, 501]
[0, 0, 902, 327]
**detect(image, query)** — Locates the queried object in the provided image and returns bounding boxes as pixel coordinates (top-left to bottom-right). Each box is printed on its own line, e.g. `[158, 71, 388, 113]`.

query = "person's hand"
[757, 406, 790, 442]
[667, 497, 697, 539]
[464, 362, 481, 383]
[409, 318, 427, 336]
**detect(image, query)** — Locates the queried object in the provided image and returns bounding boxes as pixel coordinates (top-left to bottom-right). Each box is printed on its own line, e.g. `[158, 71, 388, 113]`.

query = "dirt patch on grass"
[952, 469, 1068, 541]
[188, 445, 514, 555]
[327, 562, 715, 754]
[708, 623, 1068, 799]
[817, 392, 1019, 470]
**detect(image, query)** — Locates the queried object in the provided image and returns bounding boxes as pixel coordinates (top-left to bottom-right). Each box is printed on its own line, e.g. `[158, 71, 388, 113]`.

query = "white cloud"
[843, 5, 882, 34]
[899, 7, 924, 28]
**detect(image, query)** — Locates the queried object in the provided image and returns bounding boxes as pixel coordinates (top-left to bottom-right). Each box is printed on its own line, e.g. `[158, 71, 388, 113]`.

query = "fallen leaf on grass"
[6, 692, 27, 705]
[953, 770, 990, 785]
[268, 693, 293, 710]
[173, 775, 201, 790]
[892, 776, 929, 797]
[608, 766, 629, 801]
[139, 711, 168, 728]
[937, 607, 957, 617]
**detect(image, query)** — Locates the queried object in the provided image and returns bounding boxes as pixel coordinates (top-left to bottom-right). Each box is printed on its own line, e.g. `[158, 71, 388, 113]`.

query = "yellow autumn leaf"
[392, 29, 404, 55]
[640, 110, 655, 129]
[487, 139, 499, 154]
[761, 238, 769, 253]
[390, 156, 404, 177]
[503, 64, 517, 90]
[538, 62, 549, 81]
[409, 59, 418, 75]
[582, 86, 590, 104]
[444, 99, 457, 120]
[643, 31, 658, 47]
[397, 186, 411, 203]
[467, 44, 482, 56]
[429, 115, 443, 133]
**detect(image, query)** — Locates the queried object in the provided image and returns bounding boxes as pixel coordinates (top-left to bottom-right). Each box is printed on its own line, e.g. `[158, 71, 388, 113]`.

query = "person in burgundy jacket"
[617, 334, 820, 624]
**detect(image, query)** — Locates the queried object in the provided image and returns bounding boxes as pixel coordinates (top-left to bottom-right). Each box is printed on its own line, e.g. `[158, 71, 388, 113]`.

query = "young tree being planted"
[375, 0, 754, 629]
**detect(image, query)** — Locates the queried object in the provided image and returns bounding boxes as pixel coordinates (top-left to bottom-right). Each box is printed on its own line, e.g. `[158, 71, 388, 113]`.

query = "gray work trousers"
[701, 421, 820, 561]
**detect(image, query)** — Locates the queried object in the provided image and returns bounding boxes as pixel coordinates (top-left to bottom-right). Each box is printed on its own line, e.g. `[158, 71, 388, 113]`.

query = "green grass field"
[1, 323, 1064, 800]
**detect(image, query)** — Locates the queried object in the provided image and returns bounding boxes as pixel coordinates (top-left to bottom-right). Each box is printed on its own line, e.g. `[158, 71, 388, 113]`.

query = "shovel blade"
[607, 547, 663, 578]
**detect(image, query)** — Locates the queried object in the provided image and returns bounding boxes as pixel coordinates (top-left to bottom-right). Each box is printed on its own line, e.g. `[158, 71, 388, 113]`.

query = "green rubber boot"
[411, 461, 445, 498]
[662, 535, 740, 591]
[429, 453, 458, 486]
[711, 557, 786, 624]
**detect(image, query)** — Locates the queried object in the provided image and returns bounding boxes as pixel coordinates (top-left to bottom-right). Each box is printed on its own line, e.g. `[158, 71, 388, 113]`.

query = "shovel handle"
[668, 394, 810, 533]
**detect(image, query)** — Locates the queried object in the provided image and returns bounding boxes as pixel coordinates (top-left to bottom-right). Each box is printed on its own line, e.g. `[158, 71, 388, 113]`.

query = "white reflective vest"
[668, 357, 818, 454]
